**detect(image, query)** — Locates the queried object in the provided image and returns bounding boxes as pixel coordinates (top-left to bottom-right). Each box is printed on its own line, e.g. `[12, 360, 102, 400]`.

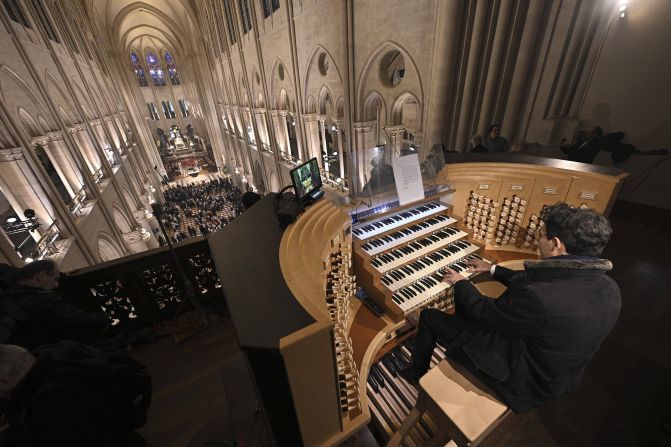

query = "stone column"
[334, 120, 345, 178]
[44, 134, 85, 197]
[30, 135, 75, 200]
[73, 127, 102, 176]
[318, 116, 328, 172]
[121, 228, 150, 253]
[353, 121, 377, 193]
[133, 209, 159, 249]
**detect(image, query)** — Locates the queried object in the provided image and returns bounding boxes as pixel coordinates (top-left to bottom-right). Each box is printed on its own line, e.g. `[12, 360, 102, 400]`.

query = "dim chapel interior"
[0, 0, 670, 446]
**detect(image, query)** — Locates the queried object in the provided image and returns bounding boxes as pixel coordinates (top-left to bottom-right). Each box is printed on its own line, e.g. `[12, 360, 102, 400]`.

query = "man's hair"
[488, 124, 501, 133]
[541, 203, 612, 256]
[16, 260, 57, 282]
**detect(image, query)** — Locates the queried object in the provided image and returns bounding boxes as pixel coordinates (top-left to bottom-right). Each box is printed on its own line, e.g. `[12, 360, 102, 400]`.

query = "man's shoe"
[399, 366, 421, 387]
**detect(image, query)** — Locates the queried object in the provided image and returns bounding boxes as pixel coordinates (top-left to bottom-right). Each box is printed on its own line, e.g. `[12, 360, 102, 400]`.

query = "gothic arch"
[318, 86, 334, 116]
[18, 108, 44, 138]
[335, 97, 344, 119]
[45, 71, 78, 125]
[391, 92, 422, 129]
[268, 169, 280, 192]
[97, 231, 124, 262]
[356, 41, 424, 123]
[121, 185, 138, 212]
[306, 95, 317, 114]
[363, 91, 387, 123]
[270, 58, 295, 111]
[112, 203, 132, 233]
[303, 45, 344, 113]
[70, 78, 94, 121]
[0, 65, 46, 121]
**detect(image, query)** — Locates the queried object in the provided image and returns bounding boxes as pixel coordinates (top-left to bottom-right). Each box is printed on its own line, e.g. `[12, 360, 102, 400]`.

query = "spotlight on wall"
[331, 125, 337, 131]
[618, 0, 628, 19]
[1, 209, 40, 235]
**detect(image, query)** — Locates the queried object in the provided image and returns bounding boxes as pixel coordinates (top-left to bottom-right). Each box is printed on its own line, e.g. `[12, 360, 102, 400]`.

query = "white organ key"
[361, 215, 457, 256]
[381, 241, 480, 292]
[353, 202, 448, 240]
[391, 254, 484, 313]
[371, 228, 467, 273]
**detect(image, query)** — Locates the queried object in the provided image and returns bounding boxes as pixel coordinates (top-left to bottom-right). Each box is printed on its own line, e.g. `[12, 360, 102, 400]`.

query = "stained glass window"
[130, 52, 148, 87]
[164, 51, 180, 85]
[146, 52, 166, 87]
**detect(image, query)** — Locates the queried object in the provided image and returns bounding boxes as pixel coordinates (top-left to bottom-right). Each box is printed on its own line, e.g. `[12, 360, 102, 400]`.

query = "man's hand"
[443, 268, 466, 286]
[467, 258, 492, 273]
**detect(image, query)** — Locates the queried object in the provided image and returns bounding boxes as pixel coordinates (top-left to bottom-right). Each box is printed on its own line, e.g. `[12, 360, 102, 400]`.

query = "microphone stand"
[151, 203, 209, 343]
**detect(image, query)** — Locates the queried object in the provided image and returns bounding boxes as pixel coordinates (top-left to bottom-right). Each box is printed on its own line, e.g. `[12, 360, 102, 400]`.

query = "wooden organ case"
[210, 155, 628, 446]
[210, 195, 368, 446]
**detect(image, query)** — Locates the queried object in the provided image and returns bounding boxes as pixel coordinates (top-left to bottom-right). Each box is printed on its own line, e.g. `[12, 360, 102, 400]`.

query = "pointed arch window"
[164, 51, 180, 85]
[146, 52, 166, 87]
[223, 0, 236, 45]
[261, 0, 280, 18]
[130, 52, 148, 87]
[239, 0, 252, 33]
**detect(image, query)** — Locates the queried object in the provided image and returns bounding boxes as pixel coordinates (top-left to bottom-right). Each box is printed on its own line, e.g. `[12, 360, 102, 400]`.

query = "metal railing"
[59, 237, 224, 328]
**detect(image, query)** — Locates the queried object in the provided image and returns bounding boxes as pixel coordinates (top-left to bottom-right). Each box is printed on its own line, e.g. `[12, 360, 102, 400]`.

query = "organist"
[401, 203, 621, 412]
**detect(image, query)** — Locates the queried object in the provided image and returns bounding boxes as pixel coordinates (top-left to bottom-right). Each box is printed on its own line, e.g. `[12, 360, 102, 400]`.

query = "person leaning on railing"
[5, 260, 109, 350]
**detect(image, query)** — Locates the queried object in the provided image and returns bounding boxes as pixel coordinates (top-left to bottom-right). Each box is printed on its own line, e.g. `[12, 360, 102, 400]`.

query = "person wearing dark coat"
[401, 203, 621, 412]
[560, 126, 603, 163]
[8, 260, 109, 350]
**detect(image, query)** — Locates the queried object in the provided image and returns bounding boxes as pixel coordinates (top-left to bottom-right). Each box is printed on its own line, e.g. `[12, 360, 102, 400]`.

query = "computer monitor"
[290, 158, 324, 203]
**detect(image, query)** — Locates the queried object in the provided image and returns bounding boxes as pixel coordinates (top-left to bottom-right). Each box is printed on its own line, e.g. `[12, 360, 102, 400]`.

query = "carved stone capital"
[303, 113, 319, 123]
[30, 136, 50, 147]
[90, 119, 102, 127]
[353, 121, 376, 133]
[0, 147, 25, 162]
[385, 125, 405, 137]
[47, 131, 64, 142]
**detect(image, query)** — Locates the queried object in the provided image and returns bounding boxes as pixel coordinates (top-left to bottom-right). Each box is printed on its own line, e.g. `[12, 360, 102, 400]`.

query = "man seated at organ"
[400, 203, 622, 412]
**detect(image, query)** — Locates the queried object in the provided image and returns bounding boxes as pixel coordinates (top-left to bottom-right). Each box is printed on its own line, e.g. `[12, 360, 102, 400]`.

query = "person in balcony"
[7, 260, 109, 350]
[483, 124, 510, 153]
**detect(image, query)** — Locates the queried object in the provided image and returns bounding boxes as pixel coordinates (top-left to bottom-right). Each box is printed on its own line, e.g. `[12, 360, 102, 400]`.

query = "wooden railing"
[59, 236, 224, 328]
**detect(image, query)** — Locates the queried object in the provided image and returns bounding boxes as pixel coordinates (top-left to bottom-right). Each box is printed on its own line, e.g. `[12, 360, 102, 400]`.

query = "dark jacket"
[6, 341, 150, 447]
[561, 139, 601, 164]
[8, 285, 109, 350]
[452, 257, 621, 412]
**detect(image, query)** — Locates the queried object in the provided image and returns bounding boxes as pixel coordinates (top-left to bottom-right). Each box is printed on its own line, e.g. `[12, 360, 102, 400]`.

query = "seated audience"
[469, 135, 488, 153]
[160, 177, 248, 240]
[7, 260, 109, 350]
[483, 124, 510, 153]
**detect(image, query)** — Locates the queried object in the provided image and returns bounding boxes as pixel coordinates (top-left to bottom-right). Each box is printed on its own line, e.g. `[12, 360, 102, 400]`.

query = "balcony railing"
[59, 237, 224, 328]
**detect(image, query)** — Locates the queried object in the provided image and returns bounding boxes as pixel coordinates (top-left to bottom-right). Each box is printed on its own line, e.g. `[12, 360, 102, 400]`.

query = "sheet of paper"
[392, 154, 425, 205]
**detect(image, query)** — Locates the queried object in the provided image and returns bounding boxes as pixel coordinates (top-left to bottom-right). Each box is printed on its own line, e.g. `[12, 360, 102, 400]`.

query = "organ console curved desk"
[209, 154, 627, 446]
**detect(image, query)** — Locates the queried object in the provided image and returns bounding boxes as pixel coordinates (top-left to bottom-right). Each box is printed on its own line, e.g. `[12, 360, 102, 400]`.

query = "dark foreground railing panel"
[59, 237, 224, 328]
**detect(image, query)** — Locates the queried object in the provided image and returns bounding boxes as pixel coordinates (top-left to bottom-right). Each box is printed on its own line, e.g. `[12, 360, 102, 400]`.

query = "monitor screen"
[290, 158, 323, 201]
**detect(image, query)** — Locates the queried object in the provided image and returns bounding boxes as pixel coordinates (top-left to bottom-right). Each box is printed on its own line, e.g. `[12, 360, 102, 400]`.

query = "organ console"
[210, 154, 627, 446]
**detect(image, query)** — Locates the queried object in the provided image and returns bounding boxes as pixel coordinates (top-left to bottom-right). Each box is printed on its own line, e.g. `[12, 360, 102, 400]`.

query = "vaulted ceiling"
[85, 0, 200, 57]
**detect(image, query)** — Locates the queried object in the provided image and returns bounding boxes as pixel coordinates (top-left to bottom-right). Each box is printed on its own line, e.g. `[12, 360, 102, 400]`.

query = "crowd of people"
[159, 177, 245, 243]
